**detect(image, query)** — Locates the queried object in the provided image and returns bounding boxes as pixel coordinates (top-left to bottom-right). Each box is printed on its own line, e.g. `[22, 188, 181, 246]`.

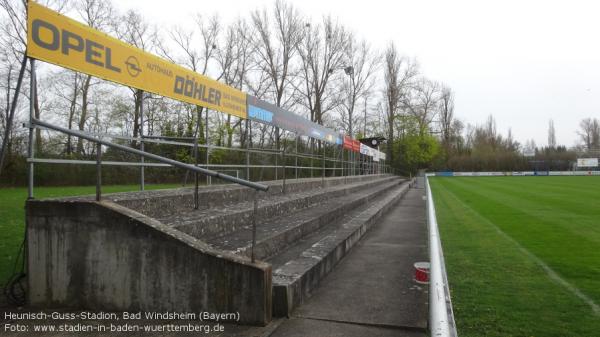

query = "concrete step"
[202, 178, 403, 260]
[270, 181, 411, 317]
[110, 174, 392, 218]
[165, 175, 402, 239]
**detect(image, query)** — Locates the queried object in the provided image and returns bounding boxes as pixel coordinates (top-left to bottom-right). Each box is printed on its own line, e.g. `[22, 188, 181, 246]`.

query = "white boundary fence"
[425, 175, 458, 337]
[433, 171, 600, 177]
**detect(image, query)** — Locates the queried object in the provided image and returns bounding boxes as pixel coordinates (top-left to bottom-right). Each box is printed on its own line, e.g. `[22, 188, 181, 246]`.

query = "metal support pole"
[322, 152, 325, 187]
[27, 59, 36, 199]
[275, 127, 279, 181]
[251, 190, 258, 263]
[193, 135, 199, 209]
[343, 148, 347, 184]
[205, 108, 210, 185]
[295, 135, 299, 180]
[140, 92, 145, 191]
[246, 119, 250, 180]
[310, 139, 313, 178]
[0, 55, 27, 177]
[282, 148, 286, 194]
[96, 142, 102, 201]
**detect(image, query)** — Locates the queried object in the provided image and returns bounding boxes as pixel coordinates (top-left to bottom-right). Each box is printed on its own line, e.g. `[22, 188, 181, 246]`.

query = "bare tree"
[251, 0, 303, 149]
[251, 0, 303, 108]
[439, 85, 454, 147]
[215, 18, 253, 147]
[297, 16, 348, 126]
[114, 8, 158, 146]
[401, 77, 440, 135]
[577, 117, 600, 151]
[547, 119, 556, 148]
[337, 35, 379, 138]
[382, 42, 418, 165]
[73, 0, 115, 154]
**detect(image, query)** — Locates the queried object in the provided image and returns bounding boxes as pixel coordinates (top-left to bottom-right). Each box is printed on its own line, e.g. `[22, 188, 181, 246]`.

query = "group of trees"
[0, 0, 598, 185]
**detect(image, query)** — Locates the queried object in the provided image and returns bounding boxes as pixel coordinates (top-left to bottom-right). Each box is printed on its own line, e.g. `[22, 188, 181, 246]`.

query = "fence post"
[322, 152, 325, 187]
[194, 135, 199, 210]
[246, 119, 250, 180]
[251, 190, 259, 263]
[282, 149, 287, 194]
[205, 108, 210, 185]
[96, 142, 102, 201]
[295, 135, 299, 180]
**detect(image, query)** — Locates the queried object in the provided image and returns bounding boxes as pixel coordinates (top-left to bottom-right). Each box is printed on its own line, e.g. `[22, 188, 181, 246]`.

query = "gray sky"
[116, 0, 600, 147]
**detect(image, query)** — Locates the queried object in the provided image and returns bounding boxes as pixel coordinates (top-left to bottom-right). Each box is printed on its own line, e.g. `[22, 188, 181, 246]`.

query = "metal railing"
[30, 118, 270, 262]
[25, 121, 391, 183]
[425, 175, 458, 337]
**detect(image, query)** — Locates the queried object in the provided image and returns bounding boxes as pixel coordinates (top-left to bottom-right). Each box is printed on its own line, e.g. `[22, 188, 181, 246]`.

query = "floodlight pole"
[27, 58, 36, 200]
[0, 54, 28, 177]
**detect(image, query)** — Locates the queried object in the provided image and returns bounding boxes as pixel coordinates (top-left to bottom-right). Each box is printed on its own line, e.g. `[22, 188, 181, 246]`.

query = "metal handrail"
[425, 176, 457, 337]
[31, 118, 269, 192]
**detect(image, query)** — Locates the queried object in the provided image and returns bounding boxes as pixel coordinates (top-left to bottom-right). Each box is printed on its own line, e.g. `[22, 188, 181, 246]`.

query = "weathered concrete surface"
[24, 174, 407, 329]
[111, 174, 392, 218]
[170, 176, 399, 239]
[270, 187, 428, 336]
[271, 182, 410, 317]
[26, 201, 272, 325]
[206, 178, 403, 260]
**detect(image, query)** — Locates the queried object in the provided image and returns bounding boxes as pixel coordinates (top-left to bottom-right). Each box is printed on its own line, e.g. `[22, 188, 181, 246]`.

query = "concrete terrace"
[9, 174, 429, 336]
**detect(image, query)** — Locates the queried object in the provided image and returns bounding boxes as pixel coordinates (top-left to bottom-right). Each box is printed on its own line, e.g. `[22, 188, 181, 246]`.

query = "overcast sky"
[115, 0, 600, 147]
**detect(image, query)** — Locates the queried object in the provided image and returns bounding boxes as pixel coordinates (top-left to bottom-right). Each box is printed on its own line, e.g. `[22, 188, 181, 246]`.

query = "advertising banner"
[247, 96, 341, 145]
[352, 140, 361, 152]
[359, 143, 368, 155]
[577, 158, 599, 167]
[27, 2, 246, 118]
[343, 136, 353, 150]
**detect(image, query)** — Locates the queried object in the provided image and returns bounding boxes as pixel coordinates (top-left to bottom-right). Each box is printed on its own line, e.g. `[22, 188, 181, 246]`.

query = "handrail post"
[282, 149, 286, 194]
[322, 152, 325, 187]
[310, 140, 314, 178]
[140, 91, 145, 191]
[251, 189, 258, 263]
[246, 119, 250, 180]
[96, 142, 102, 201]
[295, 135, 299, 180]
[194, 135, 199, 210]
[275, 149, 278, 181]
[205, 108, 210, 185]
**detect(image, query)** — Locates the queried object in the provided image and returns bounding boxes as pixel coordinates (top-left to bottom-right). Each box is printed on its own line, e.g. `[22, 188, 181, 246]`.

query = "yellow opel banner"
[27, 1, 247, 118]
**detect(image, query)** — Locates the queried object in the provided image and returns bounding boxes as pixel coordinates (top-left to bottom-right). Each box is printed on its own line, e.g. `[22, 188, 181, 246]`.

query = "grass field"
[0, 184, 178, 285]
[429, 176, 600, 337]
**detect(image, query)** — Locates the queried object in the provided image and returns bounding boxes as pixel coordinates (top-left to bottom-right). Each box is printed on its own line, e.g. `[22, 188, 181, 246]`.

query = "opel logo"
[125, 56, 141, 77]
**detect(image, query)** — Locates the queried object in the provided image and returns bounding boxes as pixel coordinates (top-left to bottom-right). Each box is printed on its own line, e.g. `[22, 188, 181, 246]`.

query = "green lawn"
[0, 184, 178, 285]
[429, 176, 600, 337]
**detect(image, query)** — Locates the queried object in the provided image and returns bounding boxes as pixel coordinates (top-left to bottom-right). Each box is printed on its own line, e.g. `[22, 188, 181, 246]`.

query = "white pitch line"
[444, 188, 600, 316]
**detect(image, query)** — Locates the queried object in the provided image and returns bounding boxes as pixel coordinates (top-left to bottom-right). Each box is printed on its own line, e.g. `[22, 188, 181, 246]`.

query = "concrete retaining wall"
[26, 200, 272, 325]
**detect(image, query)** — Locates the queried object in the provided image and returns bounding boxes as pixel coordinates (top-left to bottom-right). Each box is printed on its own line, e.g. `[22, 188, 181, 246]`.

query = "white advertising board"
[577, 158, 598, 167]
